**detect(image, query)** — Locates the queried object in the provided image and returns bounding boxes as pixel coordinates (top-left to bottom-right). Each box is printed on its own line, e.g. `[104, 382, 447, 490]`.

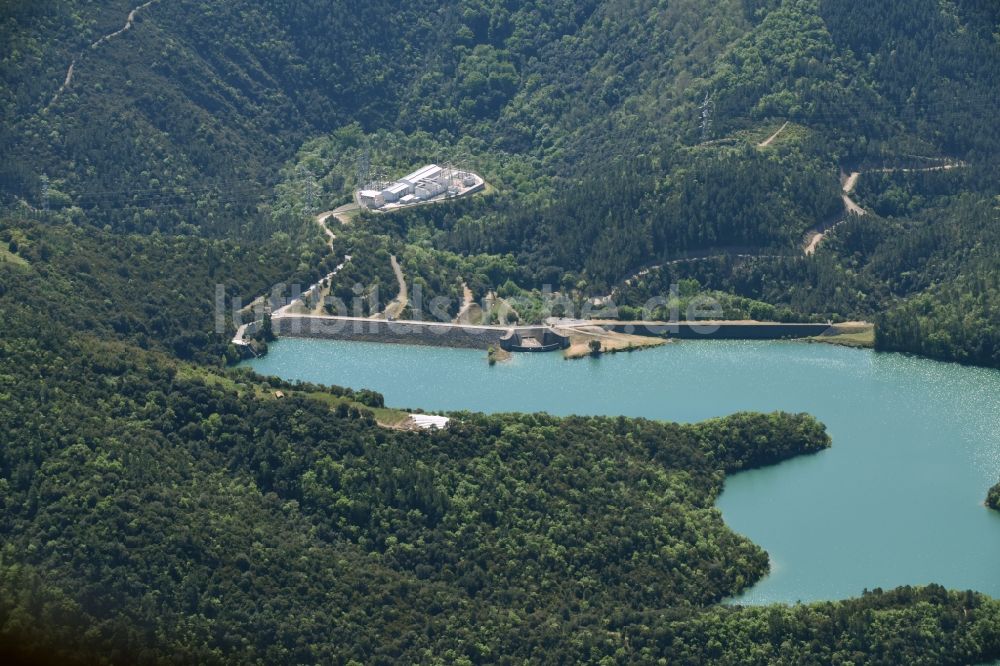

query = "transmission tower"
[40, 174, 50, 213]
[296, 164, 318, 212]
[356, 147, 371, 190]
[456, 149, 471, 173]
[700, 92, 715, 142]
[437, 5, 460, 65]
[369, 165, 391, 191]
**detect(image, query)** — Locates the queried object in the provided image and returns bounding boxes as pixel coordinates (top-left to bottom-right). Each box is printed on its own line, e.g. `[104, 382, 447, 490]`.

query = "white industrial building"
[358, 163, 484, 210]
[415, 179, 445, 199]
[401, 164, 443, 186]
[358, 189, 385, 208]
[408, 413, 451, 430]
[381, 181, 410, 202]
[369, 164, 447, 207]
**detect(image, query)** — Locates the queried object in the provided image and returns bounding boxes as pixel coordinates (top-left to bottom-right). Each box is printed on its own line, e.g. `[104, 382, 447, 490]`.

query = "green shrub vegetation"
[988, 484, 1000, 512]
[0, 211, 998, 662]
[4, 281, 1000, 662]
[0, 218, 330, 364]
[250, 0, 998, 366]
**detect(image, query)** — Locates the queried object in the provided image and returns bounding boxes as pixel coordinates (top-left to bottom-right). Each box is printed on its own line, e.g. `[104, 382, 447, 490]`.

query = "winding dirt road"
[48, 0, 161, 108]
[758, 121, 789, 148]
[804, 172, 864, 255]
[614, 156, 968, 288]
[838, 172, 866, 217]
[617, 247, 790, 289]
[453, 282, 479, 324]
[49, 60, 77, 108]
[314, 211, 337, 250]
[803, 162, 963, 255]
[91, 0, 159, 48]
[377, 255, 409, 320]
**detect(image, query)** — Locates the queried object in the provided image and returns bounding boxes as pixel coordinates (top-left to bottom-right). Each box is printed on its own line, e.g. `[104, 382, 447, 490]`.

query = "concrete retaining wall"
[274, 315, 833, 349]
[232, 319, 262, 346]
[274, 316, 509, 349]
[500, 327, 571, 352]
[604, 321, 832, 340]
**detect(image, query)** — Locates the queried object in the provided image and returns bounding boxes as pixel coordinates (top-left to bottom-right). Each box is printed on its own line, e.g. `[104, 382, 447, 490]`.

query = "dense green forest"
[0, 218, 333, 364]
[2, 0, 1000, 661]
[255, 0, 997, 365]
[2, 0, 998, 365]
[0, 210, 997, 661]
[3, 251, 1000, 661]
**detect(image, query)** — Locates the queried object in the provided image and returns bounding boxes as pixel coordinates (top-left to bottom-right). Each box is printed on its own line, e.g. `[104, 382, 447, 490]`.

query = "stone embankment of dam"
[599, 321, 834, 339]
[274, 315, 513, 349]
[271, 315, 839, 350]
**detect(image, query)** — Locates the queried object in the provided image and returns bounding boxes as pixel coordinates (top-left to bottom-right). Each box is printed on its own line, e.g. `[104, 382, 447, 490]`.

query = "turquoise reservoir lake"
[244, 338, 1000, 603]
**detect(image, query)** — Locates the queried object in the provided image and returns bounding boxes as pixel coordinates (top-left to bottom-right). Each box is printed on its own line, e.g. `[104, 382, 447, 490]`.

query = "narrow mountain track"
[758, 121, 788, 148]
[453, 282, 475, 323]
[612, 156, 969, 292]
[804, 161, 966, 255]
[90, 0, 159, 49]
[842, 171, 860, 194]
[313, 211, 338, 250]
[375, 255, 408, 320]
[47, 0, 161, 108]
[49, 60, 76, 108]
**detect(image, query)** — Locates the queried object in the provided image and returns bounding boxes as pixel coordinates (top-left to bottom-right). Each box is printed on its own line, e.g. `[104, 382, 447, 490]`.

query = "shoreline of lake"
[242, 337, 1000, 604]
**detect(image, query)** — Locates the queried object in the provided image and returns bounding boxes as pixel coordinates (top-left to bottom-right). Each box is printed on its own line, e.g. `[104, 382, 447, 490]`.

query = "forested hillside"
[2, 0, 1000, 661]
[0, 218, 331, 363]
[2, 243, 1000, 661]
[259, 0, 998, 364]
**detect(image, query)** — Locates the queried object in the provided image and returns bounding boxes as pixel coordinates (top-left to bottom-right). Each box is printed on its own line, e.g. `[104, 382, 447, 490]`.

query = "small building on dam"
[499, 328, 570, 352]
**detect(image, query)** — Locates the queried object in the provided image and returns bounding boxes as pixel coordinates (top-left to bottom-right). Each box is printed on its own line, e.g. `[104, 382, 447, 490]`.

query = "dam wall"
[274, 315, 835, 350]
[274, 315, 509, 349]
[603, 321, 832, 339]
